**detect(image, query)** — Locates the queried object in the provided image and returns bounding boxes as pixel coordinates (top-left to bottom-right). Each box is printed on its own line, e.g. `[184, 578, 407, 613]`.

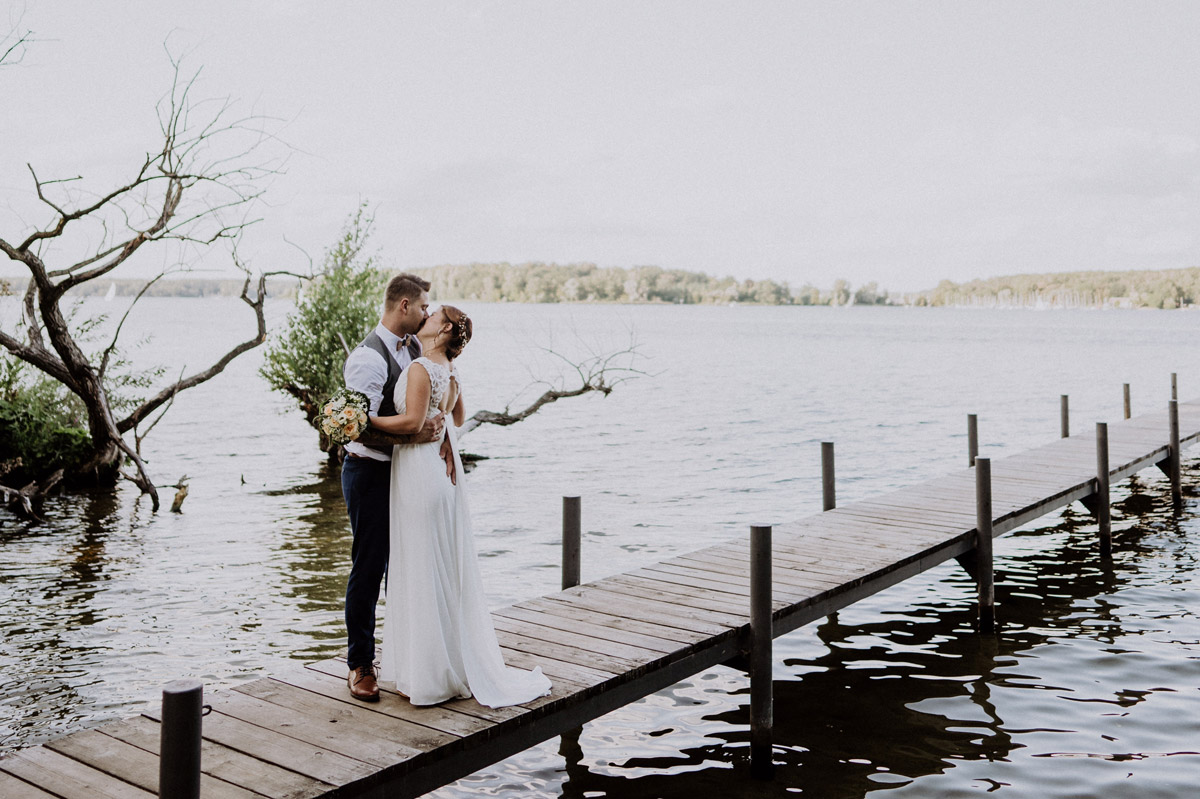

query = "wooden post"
[1169, 400, 1182, 509]
[159, 679, 203, 799]
[1123, 383, 1131, 420]
[1096, 423, 1111, 557]
[967, 414, 978, 467]
[1171, 372, 1178, 401]
[974, 458, 995, 633]
[821, 442, 835, 511]
[749, 524, 774, 779]
[562, 496, 581, 590]
[1060, 395, 1069, 438]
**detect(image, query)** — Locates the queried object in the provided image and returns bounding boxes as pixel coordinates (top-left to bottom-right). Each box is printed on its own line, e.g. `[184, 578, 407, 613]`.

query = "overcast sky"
[2, 1, 1199, 291]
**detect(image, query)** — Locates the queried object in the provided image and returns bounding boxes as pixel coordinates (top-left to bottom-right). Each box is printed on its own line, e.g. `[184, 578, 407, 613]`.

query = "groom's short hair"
[385, 273, 431, 308]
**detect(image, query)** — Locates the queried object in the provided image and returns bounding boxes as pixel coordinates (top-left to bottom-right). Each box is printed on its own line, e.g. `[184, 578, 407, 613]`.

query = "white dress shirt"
[343, 323, 420, 461]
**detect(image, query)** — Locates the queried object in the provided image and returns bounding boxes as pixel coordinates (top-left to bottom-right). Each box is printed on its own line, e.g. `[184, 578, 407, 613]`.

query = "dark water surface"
[2, 301, 1199, 797]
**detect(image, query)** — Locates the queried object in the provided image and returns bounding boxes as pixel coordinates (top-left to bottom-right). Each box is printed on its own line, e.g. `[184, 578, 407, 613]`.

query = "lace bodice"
[394, 357, 457, 419]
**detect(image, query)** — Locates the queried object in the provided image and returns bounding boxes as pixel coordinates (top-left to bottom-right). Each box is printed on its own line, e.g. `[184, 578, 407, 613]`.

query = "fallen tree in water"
[458, 342, 647, 436]
[0, 53, 284, 517]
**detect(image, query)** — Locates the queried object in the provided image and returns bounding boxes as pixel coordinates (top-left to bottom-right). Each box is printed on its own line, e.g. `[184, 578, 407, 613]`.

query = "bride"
[369, 305, 551, 708]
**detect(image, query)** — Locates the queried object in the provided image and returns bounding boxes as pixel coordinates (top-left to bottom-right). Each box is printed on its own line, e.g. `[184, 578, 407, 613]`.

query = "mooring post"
[1123, 383, 1131, 420]
[1096, 423, 1111, 557]
[821, 442, 835, 511]
[974, 458, 995, 633]
[159, 679, 203, 799]
[1169, 400, 1182, 509]
[1060, 395, 1069, 438]
[1171, 372, 1178, 401]
[967, 414, 978, 467]
[749, 524, 774, 779]
[562, 496, 581, 590]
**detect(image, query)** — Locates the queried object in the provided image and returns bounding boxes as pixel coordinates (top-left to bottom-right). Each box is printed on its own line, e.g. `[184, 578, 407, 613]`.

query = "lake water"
[1, 300, 1199, 797]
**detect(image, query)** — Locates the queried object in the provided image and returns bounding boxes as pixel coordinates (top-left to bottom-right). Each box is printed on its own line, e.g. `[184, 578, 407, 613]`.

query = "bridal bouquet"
[321, 388, 370, 444]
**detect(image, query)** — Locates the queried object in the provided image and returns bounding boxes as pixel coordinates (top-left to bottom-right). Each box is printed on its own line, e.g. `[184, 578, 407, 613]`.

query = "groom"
[341, 272, 455, 701]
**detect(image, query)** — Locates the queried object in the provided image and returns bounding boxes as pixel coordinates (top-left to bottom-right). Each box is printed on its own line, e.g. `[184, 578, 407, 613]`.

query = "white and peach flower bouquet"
[320, 388, 370, 445]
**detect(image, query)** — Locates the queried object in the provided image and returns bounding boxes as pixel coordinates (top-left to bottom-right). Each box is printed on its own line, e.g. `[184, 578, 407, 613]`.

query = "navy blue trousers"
[341, 455, 391, 670]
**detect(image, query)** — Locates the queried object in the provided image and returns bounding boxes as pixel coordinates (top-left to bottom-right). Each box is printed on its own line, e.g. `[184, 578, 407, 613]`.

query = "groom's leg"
[342, 455, 391, 673]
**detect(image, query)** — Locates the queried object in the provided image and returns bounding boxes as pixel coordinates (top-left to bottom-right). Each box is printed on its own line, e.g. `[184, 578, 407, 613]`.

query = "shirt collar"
[374, 323, 405, 353]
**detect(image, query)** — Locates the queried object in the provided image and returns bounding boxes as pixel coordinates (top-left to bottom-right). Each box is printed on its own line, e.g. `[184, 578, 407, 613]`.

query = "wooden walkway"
[3, 399, 1198, 798]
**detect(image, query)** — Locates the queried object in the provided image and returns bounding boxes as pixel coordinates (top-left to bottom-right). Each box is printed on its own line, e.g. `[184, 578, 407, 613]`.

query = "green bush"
[260, 204, 389, 454]
[0, 356, 92, 485]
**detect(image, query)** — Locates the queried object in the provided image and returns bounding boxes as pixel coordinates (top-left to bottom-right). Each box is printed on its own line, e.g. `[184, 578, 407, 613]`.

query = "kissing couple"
[338, 273, 551, 707]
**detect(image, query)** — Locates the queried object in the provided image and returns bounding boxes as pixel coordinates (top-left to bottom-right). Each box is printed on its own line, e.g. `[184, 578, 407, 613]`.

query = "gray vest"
[357, 331, 421, 455]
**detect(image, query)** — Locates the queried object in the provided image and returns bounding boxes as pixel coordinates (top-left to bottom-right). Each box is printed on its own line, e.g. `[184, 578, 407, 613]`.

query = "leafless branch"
[458, 341, 652, 435]
[134, 366, 185, 456]
[0, 469, 63, 521]
[116, 269, 267, 433]
[99, 269, 176, 379]
[0, 27, 32, 67]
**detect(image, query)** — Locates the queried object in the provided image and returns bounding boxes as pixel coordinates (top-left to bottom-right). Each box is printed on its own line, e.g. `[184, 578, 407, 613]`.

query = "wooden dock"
[3, 397, 1198, 798]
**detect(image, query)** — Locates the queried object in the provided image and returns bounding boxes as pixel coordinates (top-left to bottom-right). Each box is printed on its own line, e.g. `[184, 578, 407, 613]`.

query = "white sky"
[2, 1, 1199, 291]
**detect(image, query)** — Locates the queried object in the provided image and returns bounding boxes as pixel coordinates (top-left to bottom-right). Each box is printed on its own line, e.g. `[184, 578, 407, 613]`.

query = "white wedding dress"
[379, 357, 551, 707]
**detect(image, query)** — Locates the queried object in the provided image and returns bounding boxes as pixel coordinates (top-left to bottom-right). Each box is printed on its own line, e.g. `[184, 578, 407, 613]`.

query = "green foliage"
[260, 205, 388, 412]
[915, 268, 1200, 309]
[0, 355, 92, 485]
[417, 262, 807, 305]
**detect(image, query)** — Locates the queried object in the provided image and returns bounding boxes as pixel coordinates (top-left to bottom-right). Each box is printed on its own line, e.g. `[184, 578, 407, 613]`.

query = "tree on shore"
[0, 55, 281, 515]
[260, 204, 387, 464]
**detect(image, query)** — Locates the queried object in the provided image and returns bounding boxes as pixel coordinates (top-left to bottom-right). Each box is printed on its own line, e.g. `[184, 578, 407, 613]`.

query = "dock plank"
[0, 746, 154, 799]
[46, 729, 260, 799]
[514, 597, 712, 645]
[146, 704, 377, 787]
[98, 715, 328, 799]
[0, 770, 62, 799]
[493, 605, 683, 654]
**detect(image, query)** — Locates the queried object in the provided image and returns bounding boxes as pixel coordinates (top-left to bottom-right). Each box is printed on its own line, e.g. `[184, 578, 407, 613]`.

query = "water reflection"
[257, 463, 353, 662]
[0, 487, 136, 749]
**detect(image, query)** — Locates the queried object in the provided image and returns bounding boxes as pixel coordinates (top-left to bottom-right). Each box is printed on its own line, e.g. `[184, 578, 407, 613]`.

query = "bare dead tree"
[0, 54, 284, 512]
[458, 340, 650, 437]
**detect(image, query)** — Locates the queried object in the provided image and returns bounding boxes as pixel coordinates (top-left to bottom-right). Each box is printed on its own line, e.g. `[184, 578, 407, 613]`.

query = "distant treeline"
[5, 264, 1197, 309]
[0, 276, 300, 299]
[908, 267, 1200, 310]
[413, 262, 887, 306]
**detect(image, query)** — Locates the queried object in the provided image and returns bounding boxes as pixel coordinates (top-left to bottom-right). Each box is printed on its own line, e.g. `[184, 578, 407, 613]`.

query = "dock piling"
[749, 524, 774, 779]
[821, 442, 835, 511]
[159, 679, 203, 799]
[974, 458, 996, 633]
[1169, 400, 1182, 508]
[562, 496, 581, 590]
[1171, 372, 1178, 401]
[1096, 423, 1112, 557]
[1061, 395, 1070, 438]
[1123, 383, 1131, 420]
[968, 414, 978, 467]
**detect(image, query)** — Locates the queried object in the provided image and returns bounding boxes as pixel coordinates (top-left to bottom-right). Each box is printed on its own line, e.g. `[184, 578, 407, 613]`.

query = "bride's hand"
[413, 412, 445, 444]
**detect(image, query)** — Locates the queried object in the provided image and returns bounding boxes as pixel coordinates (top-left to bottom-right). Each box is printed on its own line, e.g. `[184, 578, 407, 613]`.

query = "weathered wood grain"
[98, 715, 328, 799]
[46, 729, 260, 799]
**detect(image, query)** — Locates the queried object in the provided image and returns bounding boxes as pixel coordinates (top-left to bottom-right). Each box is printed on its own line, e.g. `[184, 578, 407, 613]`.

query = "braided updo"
[441, 305, 473, 360]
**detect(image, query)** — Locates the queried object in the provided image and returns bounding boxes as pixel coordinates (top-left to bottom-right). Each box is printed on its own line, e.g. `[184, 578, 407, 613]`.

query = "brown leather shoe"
[347, 664, 380, 702]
